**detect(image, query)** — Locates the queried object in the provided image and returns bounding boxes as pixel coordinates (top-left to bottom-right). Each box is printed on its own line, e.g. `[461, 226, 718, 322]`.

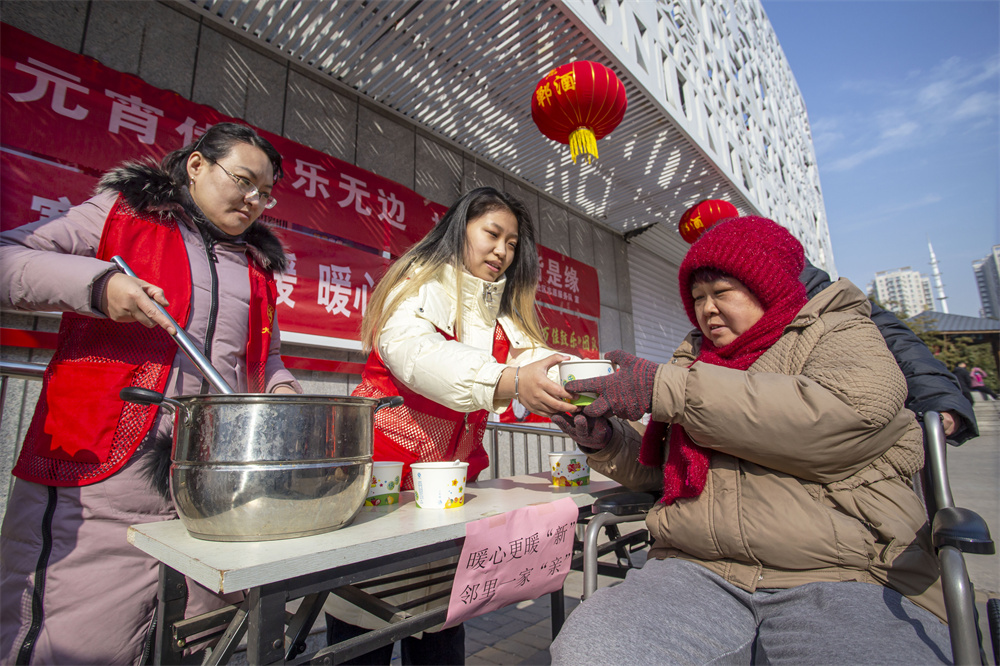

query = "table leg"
[549, 589, 565, 638]
[247, 584, 287, 664]
[285, 591, 329, 660]
[156, 565, 188, 665]
[203, 602, 248, 666]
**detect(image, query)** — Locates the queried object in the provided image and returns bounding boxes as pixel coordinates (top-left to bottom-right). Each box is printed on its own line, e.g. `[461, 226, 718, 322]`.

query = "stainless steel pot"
[122, 388, 402, 542]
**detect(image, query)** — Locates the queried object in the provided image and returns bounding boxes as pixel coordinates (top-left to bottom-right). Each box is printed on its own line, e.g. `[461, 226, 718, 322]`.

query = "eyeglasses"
[209, 159, 277, 209]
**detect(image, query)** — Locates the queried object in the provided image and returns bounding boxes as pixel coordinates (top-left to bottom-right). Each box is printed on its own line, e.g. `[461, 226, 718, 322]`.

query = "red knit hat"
[678, 216, 806, 329]
[678, 199, 738, 244]
[646, 215, 809, 507]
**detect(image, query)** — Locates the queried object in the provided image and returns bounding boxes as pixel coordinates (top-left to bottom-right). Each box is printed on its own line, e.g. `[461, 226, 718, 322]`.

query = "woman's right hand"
[100, 272, 177, 335]
[510, 354, 578, 418]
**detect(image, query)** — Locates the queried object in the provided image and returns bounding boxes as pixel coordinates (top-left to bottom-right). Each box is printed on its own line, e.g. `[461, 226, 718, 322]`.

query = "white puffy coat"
[375, 262, 564, 413]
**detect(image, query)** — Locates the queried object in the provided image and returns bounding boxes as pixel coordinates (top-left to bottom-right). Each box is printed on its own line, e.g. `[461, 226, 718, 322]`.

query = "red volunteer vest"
[352, 324, 511, 490]
[12, 195, 277, 487]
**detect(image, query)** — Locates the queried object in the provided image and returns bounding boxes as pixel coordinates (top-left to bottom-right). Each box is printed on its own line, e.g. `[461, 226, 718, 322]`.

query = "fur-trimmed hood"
[98, 160, 287, 272]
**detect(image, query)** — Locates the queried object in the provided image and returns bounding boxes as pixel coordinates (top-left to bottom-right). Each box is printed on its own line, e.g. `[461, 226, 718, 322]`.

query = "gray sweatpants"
[550, 558, 951, 665]
[0, 440, 240, 665]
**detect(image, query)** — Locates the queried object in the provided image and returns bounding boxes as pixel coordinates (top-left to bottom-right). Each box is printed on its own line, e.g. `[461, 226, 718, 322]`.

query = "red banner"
[249, 132, 447, 257]
[0, 150, 99, 231]
[1, 21, 600, 353]
[536, 245, 600, 318]
[499, 307, 599, 423]
[270, 227, 390, 342]
[0, 22, 444, 256]
[539, 307, 599, 359]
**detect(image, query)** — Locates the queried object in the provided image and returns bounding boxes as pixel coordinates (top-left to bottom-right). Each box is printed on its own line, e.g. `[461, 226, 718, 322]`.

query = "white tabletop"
[127, 471, 621, 593]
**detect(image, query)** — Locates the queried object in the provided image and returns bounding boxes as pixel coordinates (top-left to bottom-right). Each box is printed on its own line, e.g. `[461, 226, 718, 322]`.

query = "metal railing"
[483, 421, 574, 480]
[0, 361, 45, 429]
[0, 361, 572, 480]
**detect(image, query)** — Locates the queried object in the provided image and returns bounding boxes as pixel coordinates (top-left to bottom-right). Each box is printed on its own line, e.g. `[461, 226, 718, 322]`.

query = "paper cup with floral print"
[558, 359, 614, 406]
[411, 461, 469, 509]
[365, 461, 405, 506]
[549, 450, 590, 487]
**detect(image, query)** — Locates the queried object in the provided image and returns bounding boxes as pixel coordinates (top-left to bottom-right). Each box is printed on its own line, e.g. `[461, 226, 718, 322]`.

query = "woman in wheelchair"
[550, 216, 950, 664]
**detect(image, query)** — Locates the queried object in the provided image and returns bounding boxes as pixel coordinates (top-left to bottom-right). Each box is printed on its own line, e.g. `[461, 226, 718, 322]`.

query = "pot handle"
[120, 387, 181, 414]
[374, 396, 404, 413]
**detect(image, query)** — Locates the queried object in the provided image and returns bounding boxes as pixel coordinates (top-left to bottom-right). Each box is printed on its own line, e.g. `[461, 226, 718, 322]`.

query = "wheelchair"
[579, 411, 999, 665]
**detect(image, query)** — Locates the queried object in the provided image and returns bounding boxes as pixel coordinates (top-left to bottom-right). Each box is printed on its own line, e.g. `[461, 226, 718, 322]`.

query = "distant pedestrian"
[953, 361, 975, 405]
[970, 366, 998, 400]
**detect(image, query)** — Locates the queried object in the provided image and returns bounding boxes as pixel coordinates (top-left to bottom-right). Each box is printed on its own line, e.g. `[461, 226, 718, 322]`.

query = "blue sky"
[762, 0, 999, 318]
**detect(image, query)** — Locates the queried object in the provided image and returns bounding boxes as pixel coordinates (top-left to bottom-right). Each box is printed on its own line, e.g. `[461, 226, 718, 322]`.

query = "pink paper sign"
[443, 497, 579, 629]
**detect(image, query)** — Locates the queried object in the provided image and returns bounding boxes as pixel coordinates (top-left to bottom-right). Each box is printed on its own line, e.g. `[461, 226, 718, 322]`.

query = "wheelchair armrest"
[932, 506, 996, 555]
[593, 491, 657, 516]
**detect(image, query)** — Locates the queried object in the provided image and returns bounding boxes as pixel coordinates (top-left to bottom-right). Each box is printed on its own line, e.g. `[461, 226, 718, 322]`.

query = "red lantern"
[678, 199, 739, 244]
[531, 61, 627, 164]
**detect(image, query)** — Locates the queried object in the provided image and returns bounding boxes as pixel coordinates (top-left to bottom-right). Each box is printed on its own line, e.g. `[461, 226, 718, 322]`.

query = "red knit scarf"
[638, 288, 808, 505]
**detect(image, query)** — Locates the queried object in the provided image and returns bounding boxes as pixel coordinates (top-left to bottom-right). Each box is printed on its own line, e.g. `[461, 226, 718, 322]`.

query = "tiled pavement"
[228, 534, 636, 666]
[464, 600, 558, 665]
[462, 570, 587, 665]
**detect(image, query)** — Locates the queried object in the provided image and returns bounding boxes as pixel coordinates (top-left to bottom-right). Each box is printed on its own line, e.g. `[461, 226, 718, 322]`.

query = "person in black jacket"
[801, 264, 976, 442]
[952, 361, 976, 407]
[676, 200, 977, 444]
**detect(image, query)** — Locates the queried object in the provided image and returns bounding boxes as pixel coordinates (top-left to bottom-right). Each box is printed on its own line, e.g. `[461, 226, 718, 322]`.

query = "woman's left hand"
[550, 412, 612, 449]
[511, 354, 579, 418]
[271, 384, 298, 395]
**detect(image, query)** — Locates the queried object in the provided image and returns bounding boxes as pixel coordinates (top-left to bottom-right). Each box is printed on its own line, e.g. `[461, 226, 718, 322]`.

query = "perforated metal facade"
[180, 0, 832, 273]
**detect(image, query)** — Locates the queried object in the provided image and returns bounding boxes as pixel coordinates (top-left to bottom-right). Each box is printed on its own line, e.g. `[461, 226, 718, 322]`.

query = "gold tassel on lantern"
[569, 127, 598, 164]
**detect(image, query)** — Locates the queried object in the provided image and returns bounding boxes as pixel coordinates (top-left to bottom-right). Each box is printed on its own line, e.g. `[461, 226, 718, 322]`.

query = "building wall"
[973, 246, 1000, 320]
[563, 0, 834, 273]
[0, 0, 635, 504]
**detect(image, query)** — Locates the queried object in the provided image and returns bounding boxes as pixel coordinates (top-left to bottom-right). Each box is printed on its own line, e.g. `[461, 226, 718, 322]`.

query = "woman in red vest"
[0, 123, 300, 664]
[325, 187, 578, 664]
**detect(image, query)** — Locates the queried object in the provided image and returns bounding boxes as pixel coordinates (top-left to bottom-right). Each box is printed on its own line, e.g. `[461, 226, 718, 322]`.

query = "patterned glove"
[567, 350, 659, 421]
[550, 412, 612, 450]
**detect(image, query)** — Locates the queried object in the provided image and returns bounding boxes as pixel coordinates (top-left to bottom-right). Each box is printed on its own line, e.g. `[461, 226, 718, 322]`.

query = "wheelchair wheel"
[988, 597, 999, 665]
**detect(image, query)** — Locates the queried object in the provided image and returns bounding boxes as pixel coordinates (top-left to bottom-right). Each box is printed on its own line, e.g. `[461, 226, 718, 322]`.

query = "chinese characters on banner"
[536, 245, 600, 319]
[539, 307, 599, 357]
[443, 497, 579, 629]
[1, 22, 601, 359]
[0, 150, 98, 230]
[502, 246, 601, 423]
[268, 227, 391, 341]
[0, 22, 443, 340]
[0, 23, 448, 255]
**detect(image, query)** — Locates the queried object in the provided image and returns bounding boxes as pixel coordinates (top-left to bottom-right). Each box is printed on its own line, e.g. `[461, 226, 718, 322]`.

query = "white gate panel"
[628, 243, 691, 364]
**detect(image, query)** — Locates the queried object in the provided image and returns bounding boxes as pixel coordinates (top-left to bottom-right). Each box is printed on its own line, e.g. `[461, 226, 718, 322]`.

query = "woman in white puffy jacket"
[355, 186, 575, 488]
[326, 187, 577, 664]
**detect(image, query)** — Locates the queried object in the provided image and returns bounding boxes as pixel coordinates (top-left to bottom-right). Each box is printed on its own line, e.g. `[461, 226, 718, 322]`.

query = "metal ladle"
[111, 255, 235, 395]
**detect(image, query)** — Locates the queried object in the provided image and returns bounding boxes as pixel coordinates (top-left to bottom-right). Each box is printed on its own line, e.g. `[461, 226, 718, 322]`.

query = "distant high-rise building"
[927, 241, 949, 313]
[972, 245, 1000, 319]
[869, 267, 933, 318]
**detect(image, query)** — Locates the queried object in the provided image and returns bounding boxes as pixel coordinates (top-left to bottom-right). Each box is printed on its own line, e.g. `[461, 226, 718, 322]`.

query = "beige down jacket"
[587, 279, 945, 621]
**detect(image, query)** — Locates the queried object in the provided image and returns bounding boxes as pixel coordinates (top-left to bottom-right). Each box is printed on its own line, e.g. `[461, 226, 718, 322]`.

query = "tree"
[868, 296, 999, 391]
